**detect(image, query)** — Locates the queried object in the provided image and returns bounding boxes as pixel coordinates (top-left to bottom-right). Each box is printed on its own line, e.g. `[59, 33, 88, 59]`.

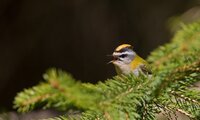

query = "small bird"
[109, 44, 152, 76]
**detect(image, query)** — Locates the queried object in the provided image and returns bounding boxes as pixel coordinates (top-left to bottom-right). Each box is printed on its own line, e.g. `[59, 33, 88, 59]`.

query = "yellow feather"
[130, 55, 147, 70]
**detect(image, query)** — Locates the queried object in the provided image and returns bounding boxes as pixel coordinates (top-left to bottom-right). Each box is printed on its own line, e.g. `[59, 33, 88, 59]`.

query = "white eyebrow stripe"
[113, 51, 134, 56]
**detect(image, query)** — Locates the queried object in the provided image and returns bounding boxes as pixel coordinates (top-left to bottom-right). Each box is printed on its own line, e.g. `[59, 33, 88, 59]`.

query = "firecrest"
[110, 44, 152, 76]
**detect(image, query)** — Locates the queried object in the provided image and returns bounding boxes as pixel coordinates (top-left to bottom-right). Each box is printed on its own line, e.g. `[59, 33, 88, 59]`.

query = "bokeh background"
[0, 0, 199, 111]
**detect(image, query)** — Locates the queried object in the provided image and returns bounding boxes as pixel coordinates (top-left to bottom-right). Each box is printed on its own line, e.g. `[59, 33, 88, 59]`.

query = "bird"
[109, 44, 152, 76]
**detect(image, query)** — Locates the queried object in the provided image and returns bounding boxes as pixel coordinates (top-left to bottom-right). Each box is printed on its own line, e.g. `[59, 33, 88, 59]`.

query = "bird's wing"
[131, 55, 152, 75]
[139, 64, 152, 75]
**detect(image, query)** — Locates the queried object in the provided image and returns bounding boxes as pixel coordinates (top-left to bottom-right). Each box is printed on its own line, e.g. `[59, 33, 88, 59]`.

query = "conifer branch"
[13, 21, 200, 119]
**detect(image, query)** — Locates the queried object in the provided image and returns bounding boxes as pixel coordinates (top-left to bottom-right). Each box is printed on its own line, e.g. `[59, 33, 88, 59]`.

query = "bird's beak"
[107, 55, 117, 64]
[107, 60, 114, 64]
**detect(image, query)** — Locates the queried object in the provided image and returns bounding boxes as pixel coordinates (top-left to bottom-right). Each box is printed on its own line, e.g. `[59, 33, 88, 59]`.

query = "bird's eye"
[119, 54, 127, 58]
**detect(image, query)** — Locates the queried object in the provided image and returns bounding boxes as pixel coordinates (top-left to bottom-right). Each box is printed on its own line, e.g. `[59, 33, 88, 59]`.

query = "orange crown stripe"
[115, 44, 133, 52]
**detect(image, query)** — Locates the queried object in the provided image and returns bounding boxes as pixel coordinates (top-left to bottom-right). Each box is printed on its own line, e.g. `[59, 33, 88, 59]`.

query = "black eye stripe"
[119, 54, 127, 58]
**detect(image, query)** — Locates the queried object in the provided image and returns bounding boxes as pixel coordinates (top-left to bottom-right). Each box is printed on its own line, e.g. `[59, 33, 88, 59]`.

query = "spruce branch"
[13, 21, 200, 119]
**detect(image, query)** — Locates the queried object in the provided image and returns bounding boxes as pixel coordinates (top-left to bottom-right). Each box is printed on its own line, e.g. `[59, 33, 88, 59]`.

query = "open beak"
[107, 55, 118, 64]
[107, 60, 114, 64]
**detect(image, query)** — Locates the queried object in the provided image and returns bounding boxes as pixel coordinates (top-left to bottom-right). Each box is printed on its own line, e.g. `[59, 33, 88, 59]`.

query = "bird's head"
[110, 44, 136, 66]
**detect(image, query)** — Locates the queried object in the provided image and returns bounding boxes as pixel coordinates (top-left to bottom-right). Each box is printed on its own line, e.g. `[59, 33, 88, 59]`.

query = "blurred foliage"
[168, 6, 200, 33]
